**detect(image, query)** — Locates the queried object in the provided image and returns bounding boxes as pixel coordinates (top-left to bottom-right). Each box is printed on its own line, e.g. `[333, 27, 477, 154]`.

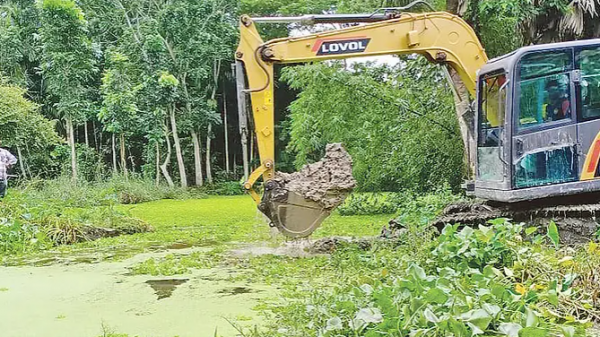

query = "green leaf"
[525, 227, 538, 236]
[546, 290, 558, 306]
[562, 273, 578, 291]
[561, 326, 576, 337]
[467, 322, 485, 335]
[424, 288, 448, 304]
[499, 323, 522, 337]
[525, 308, 539, 328]
[407, 264, 427, 281]
[547, 221, 559, 248]
[423, 308, 440, 323]
[518, 327, 548, 337]
[326, 316, 343, 331]
[459, 309, 492, 331]
[409, 329, 432, 337]
[482, 303, 501, 317]
[447, 318, 469, 336]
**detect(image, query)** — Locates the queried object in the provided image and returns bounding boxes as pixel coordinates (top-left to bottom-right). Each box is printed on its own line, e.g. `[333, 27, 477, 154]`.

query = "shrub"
[337, 186, 462, 223]
[252, 220, 591, 337]
[199, 181, 244, 196]
[16, 175, 204, 208]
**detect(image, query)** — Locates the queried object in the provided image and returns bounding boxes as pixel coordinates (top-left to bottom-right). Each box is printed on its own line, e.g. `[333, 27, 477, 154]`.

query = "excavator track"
[432, 193, 600, 244]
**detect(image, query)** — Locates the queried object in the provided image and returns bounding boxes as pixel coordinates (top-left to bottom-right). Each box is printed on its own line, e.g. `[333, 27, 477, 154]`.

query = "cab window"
[478, 73, 506, 147]
[517, 50, 573, 129]
[576, 46, 600, 120]
[477, 72, 507, 182]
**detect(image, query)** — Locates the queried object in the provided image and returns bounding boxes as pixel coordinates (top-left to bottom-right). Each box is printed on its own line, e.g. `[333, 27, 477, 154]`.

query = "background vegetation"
[1, 0, 599, 193]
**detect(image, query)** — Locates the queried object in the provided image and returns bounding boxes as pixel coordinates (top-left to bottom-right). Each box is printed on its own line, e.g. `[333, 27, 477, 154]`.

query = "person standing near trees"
[0, 140, 17, 199]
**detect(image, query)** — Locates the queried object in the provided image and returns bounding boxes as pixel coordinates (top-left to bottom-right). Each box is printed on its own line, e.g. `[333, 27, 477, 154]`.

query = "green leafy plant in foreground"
[250, 220, 592, 337]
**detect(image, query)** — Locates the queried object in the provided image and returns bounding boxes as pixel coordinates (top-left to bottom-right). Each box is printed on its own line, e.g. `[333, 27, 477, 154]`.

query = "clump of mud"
[272, 143, 356, 209]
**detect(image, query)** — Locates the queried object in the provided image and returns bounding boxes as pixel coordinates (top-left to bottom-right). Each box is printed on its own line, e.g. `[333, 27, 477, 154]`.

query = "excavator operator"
[545, 79, 571, 121]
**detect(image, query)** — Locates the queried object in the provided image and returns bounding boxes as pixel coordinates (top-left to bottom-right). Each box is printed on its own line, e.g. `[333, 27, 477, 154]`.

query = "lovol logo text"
[313, 37, 371, 56]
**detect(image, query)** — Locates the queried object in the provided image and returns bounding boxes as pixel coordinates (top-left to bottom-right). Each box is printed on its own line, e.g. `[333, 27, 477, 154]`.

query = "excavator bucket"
[258, 143, 356, 238]
[259, 182, 331, 238]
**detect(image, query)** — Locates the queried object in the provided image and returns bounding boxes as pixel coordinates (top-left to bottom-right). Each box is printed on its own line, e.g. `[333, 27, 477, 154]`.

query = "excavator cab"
[474, 40, 600, 203]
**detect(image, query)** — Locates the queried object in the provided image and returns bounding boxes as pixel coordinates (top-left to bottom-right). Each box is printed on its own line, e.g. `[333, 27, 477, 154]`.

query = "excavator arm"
[235, 9, 488, 237]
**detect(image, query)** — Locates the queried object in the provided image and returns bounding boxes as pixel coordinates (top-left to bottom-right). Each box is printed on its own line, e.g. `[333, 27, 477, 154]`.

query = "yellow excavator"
[235, 2, 600, 238]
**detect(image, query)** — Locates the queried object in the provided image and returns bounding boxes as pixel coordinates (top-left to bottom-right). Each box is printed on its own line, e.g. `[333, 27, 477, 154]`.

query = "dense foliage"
[0, 0, 598, 191]
[282, 60, 464, 192]
[246, 220, 597, 337]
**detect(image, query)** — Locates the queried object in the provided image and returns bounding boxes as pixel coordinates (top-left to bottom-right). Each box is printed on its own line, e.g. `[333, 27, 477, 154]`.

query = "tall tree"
[98, 50, 140, 177]
[39, 0, 95, 182]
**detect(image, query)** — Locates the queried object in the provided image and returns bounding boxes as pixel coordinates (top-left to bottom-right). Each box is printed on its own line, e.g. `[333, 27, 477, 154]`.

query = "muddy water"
[0, 248, 272, 337]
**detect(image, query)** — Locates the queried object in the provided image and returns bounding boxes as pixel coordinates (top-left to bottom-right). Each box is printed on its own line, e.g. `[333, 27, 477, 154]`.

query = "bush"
[199, 181, 244, 196]
[0, 175, 192, 254]
[0, 217, 53, 255]
[17, 175, 204, 208]
[282, 60, 465, 193]
[337, 186, 462, 225]
[253, 220, 592, 337]
[337, 193, 404, 216]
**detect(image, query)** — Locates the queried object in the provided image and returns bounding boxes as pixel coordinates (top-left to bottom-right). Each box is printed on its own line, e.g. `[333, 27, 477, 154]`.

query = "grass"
[4, 195, 392, 265]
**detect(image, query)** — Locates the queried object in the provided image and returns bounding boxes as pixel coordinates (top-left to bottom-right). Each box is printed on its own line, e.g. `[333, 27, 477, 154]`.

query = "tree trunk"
[223, 86, 230, 174]
[129, 145, 135, 172]
[66, 116, 77, 183]
[205, 59, 221, 185]
[112, 133, 117, 174]
[92, 120, 98, 152]
[16, 146, 27, 180]
[206, 124, 213, 184]
[155, 141, 160, 187]
[234, 61, 250, 181]
[444, 67, 476, 177]
[169, 105, 187, 188]
[120, 133, 128, 178]
[24, 145, 32, 178]
[160, 122, 175, 188]
[233, 152, 237, 180]
[84, 122, 89, 148]
[446, 0, 469, 16]
[191, 130, 204, 186]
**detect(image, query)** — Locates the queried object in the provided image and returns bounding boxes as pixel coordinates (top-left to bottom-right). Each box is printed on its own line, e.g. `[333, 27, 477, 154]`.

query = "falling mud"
[272, 143, 356, 209]
[232, 236, 377, 258]
[146, 279, 189, 300]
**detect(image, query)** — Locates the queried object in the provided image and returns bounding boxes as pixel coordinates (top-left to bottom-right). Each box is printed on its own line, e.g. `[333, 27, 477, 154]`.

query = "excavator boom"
[235, 9, 488, 237]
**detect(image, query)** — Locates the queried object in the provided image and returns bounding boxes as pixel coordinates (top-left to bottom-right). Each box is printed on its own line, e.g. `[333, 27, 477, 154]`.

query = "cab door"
[512, 49, 579, 189]
[476, 71, 509, 190]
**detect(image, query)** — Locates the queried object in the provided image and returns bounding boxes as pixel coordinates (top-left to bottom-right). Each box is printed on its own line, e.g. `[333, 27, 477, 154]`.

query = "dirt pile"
[271, 143, 356, 209]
